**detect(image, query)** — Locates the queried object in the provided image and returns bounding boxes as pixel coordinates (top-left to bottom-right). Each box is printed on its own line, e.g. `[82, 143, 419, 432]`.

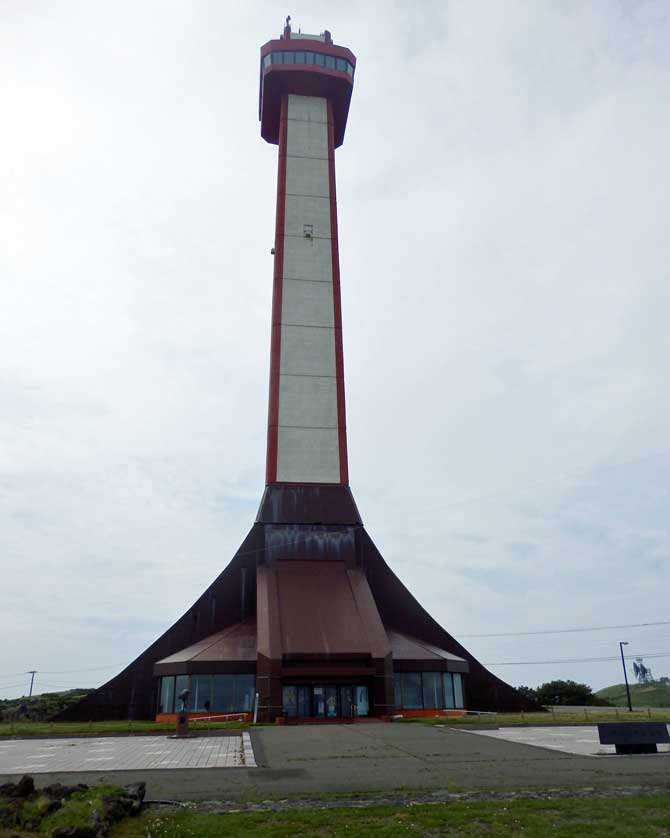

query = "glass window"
[305, 52, 315, 64]
[191, 675, 211, 712]
[295, 51, 305, 64]
[158, 676, 174, 714]
[315, 53, 325, 67]
[313, 685, 325, 716]
[282, 686, 297, 717]
[283, 51, 294, 64]
[325, 55, 335, 69]
[346, 63, 353, 76]
[340, 686, 353, 717]
[235, 675, 256, 712]
[174, 674, 189, 710]
[297, 686, 311, 716]
[402, 672, 423, 709]
[422, 672, 443, 709]
[263, 55, 271, 69]
[336, 58, 346, 72]
[356, 685, 369, 716]
[212, 674, 234, 712]
[453, 673, 464, 708]
[443, 673, 455, 708]
[394, 674, 402, 709]
[325, 686, 338, 717]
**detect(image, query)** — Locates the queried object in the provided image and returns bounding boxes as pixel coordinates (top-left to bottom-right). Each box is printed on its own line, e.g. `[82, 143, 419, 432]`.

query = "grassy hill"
[0, 688, 91, 722]
[596, 682, 670, 708]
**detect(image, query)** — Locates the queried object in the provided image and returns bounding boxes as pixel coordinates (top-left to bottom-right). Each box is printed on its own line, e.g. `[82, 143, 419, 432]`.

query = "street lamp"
[619, 641, 632, 712]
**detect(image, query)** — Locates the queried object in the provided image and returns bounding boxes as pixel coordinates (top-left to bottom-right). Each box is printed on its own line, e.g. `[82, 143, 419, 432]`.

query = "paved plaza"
[459, 724, 670, 756]
[2, 724, 670, 801]
[0, 732, 255, 774]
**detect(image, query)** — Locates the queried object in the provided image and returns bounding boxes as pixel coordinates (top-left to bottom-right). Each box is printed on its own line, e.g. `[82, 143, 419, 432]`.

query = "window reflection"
[264, 51, 354, 77]
[443, 672, 455, 709]
[191, 675, 211, 712]
[394, 672, 466, 710]
[422, 672, 443, 709]
[402, 672, 423, 709]
[157, 674, 256, 714]
[158, 675, 175, 714]
[453, 673, 464, 709]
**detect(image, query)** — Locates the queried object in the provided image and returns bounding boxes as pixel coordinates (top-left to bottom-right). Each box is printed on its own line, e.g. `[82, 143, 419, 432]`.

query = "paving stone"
[0, 734, 255, 774]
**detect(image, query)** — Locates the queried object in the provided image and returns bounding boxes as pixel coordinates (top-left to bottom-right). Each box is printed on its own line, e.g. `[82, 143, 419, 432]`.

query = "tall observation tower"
[261, 23, 353, 487]
[61, 22, 534, 723]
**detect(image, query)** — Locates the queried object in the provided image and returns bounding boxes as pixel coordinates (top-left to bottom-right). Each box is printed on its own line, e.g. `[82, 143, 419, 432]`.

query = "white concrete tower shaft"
[266, 93, 348, 485]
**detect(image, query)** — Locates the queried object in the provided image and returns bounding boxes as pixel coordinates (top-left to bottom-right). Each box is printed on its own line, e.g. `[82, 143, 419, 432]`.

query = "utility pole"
[27, 670, 37, 698]
[619, 642, 632, 712]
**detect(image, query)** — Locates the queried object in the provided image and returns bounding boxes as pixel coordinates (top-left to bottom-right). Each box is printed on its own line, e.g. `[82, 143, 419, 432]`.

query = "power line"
[458, 620, 670, 638]
[39, 662, 128, 674]
[484, 651, 670, 666]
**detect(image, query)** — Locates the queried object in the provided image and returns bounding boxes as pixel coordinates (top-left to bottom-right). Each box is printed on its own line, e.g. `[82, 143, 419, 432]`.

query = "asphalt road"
[2, 723, 669, 802]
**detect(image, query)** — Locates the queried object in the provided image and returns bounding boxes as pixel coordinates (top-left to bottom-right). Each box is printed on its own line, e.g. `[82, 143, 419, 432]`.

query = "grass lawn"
[112, 795, 670, 837]
[0, 719, 249, 737]
[597, 682, 670, 709]
[400, 707, 670, 725]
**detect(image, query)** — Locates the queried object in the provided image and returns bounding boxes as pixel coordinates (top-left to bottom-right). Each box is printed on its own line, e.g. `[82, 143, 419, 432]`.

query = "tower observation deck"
[58, 22, 536, 724]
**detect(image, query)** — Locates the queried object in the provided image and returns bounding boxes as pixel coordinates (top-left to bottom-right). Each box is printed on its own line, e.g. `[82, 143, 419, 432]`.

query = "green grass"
[597, 682, 670, 708]
[0, 719, 250, 737]
[112, 795, 670, 837]
[12, 784, 124, 835]
[397, 707, 670, 725]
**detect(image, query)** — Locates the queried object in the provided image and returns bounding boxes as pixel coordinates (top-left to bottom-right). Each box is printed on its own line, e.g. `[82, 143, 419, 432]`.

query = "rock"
[0, 777, 35, 800]
[23, 815, 42, 830]
[51, 825, 97, 838]
[15, 775, 35, 798]
[42, 782, 76, 800]
[101, 794, 134, 823]
[37, 796, 62, 817]
[122, 782, 146, 804]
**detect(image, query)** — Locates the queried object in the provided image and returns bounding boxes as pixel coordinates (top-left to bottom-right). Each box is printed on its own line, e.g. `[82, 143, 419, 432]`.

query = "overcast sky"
[2, 0, 669, 701]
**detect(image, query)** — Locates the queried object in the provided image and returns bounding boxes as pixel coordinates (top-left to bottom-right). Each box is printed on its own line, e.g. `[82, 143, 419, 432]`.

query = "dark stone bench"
[598, 722, 670, 754]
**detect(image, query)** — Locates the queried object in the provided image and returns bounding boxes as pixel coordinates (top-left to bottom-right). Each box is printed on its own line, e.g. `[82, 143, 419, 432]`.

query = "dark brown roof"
[386, 628, 469, 672]
[276, 562, 373, 657]
[153, 618, 257, 675]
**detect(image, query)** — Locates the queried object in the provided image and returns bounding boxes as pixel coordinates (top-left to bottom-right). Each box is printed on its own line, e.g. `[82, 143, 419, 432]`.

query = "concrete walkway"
[464, 724, 670, 756]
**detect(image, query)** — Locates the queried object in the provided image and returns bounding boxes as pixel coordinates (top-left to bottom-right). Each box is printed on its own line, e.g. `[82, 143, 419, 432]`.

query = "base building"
[60, 23, 536, 724]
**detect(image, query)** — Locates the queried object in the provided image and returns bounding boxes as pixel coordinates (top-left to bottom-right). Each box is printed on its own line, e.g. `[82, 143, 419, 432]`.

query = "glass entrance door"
[283, 684, 370, 718]
[313, 686, 326, 717]
[297, 686, 311, 717]
[340, 686, 353, 717]
[324, 686, 338, 718]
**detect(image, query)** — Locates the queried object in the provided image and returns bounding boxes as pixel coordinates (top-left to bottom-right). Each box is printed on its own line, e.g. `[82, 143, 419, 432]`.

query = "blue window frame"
[265, 51, 354, 77]
[453, 673, 464, 708]
[158, 676, 175, 714]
